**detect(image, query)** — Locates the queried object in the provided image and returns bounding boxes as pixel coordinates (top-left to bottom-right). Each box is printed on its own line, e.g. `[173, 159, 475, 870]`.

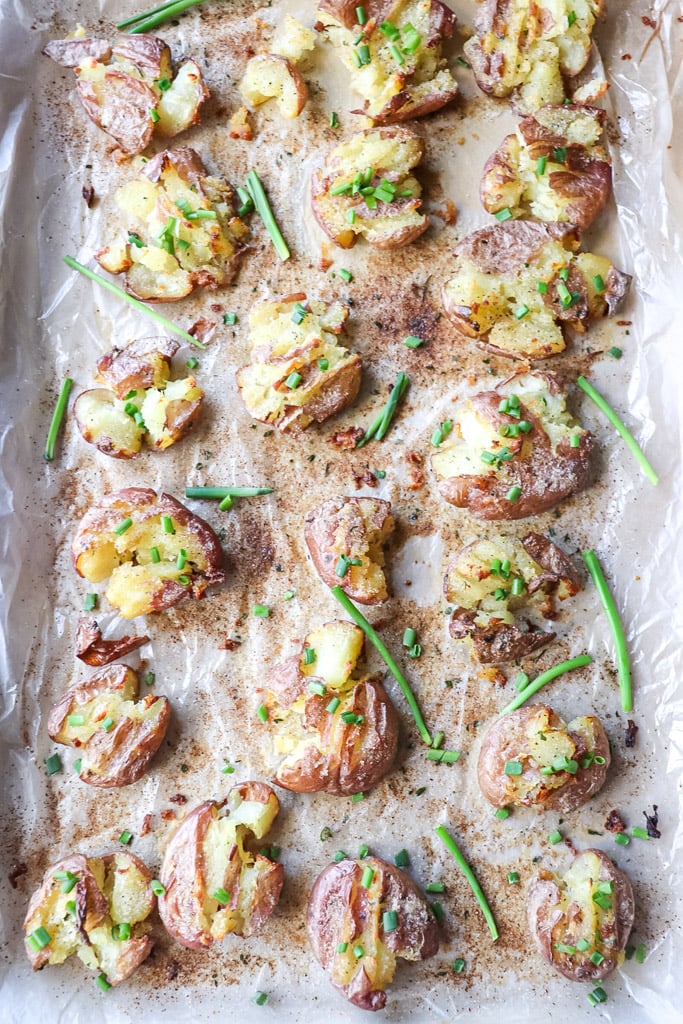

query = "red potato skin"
[43, 38, 113, 67]
[112, 35, 170, 76]
[75, 616, 150, 666]
[77, 71, 156, 155]
[96, 337, 178, 398]
[274, 355, 363, 432]
[304, 496, 393, 603]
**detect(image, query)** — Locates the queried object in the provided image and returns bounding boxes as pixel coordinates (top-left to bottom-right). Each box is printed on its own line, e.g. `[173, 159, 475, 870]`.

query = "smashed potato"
[158, 783, 284, 949]
[307, 856, 439, 1010]
[264, 621, 399, 794]
[95, 147, 250, 301]
[442, 221, 630, 360]
[71, 487, 225, 618]
[316, 0, 458, 123]
[240, 54, 308, 118]
[445, 532, 581, 662]
[24, 852, 155, 984]
[431, 373, 595, 520]
[312, 127, 428, 249]
[271, 14, 318, 64]
[47, 665, 170, 787]
[305, 496, 394, 603]
[236, 294, 362, 432]
[44, 35, 209, 156]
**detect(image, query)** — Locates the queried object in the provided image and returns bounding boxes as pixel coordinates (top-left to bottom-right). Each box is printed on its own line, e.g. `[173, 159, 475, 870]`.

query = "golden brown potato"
[464, 1, 606, 114]
[304, 496, 394, 603]
[312, 127, 428, 250]
[71, 487, 225, 619]
[430, 373, 595, 521]
[47, 664, 170, 787]
[307, 856, 439, 1010]
[43, 34, 209, 155]
[527, 849, 635, 981]
[477, 704, 610, 812]
[236, 294, 362, 432]
[316, 0, 458, 123]
[95, 148, 250, 301]
[442, 221, 630, 360]
[158, 784, 284, 950]
[481, 105, 612, 229]
[445, 532, 581, 663]
[24, 852, 155, 984]
[264, 621, 399, 794]
[240, 54, 308, 118]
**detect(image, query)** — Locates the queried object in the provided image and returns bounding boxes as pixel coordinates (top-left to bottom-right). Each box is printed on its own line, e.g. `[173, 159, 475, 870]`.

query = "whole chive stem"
[576, 375, 658, 485]
[582, 550, 632, 712]
[124, 0, 208, 34]
[44, 377, 73, 461]
[356, 372, 409, 448]
[185, 486, 273, 499]
[434, 825, 499, 941]
[499, 654, 593, 716]
[330, 585, 431, 745]
[246, 171, 290, 261]
[64, 256, 204, 349]
[116, 0, 190, 28]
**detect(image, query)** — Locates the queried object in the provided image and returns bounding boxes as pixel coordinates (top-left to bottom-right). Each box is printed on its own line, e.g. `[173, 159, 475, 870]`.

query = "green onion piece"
[352, 944, 365, 959]
[329, 111, 339, 128]
[635, 942, 646, 963]
[117, 0, 206, 33]
[457, 56, 470, 67]
[514, 304, 530, 320]
[358, 43, 371, 64]
[150, 878, 166, 897]
[431, 731, 444, 750]
[390, 42, 405, 64]
[631, 826, 650, 840]
[504, 760, 523, 776]
[452, 957, 466, 972]
[431, 419, 453, 447]
[96, 973, 112, 992]
[557, 280, 572, 307]
[401, 629, 417, 651]
[593, 274, 605, 292]
[185, 209, 217, 221]
[44, 377, 74, 462]
[337, 268, 353, 283]
[434, 825, 499, 941]
[252, 991, 268, 1006]
[257, 704, 269, 723]
[426, 881, 445, 893]
[83, 593, 98, 612]
[379, 19, 400, 39]
[157, 77, 171, 91]
[553, 146, 567, 163]
[568, 10, 577, 26]
[185, 486, 273, 500]
[326, 697, 341, 714]
[361, 866, 375, 889]
[119, 830, 133, 845]
[67, 714, 85, 727]
[114, 517, 133, 536]
[548, 829, 563, 845]
[346, 209, 356, 225]
[536, 156, 547, 176]
[427, 749, 445, 763]
[101, 716, 114, 732]
[577, 375, 658, 485]
[212, 888, 231, 905]
[576, 938, 591, 952]
[590, 951, 605, 966]
[350, 792, 364, 802]
[582, 549, 632, 712]
[506, 486, 522, 503]
[246, 171, 290, 261]
[609, 346, 623, 359]
[73, 759, 82, 773]
[559, 266, 570, 281]
[394, 849, 410, 867]
[513, 675, 530, 696]
[356, 371, 410, 447]
[223, 311, 238, 326]
[161, 516, 175, 537]
[303, 647, 316, 666]
[335, 554, 350, 578]
[177, 575, 190, 585]
[507, 871, 519, 884]
[176, 549, 187, 570]
[441, 750, 461, 764]
[44, 753, 62, 776]
[337, 941, 348, 952]
[128, 233, 144, 248]
[589, 987, 608, 1005]
[495, 208, 513, 222]
[402, 25, 421, 53]
[308, 680, 326, 697]
[150, 107, 160, 123]
[221, 763, 235, 774]
[283, 590, 296, 600]
[150, 546, 161, 564]
[409, 643, 422, 658]
[404, 335, 423, 348]
[430, 901, 444, 921]
[252, 605, 270, 618]
[511, 577, 525, 596]
[28, 926, 51, 950]
[333, 850, 348, 862]
[285, 371, 302, 390]
[570, 433, 581, 448]
[112, 922, 132, 941]
[537, 280, 548, 294]
[494, 808, 511, 820]
[358, 843, 369, 858]
[555, 942, 577, 954]
[499, 654, 593, 715]
[383, 910, 398, 932]
[355, 5, 367, 23]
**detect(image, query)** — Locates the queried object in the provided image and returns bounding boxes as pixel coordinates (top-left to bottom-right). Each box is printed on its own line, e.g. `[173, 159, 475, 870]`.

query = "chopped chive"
[383, 910, 398, 932]
[504, 760, 523, 776]
[434, 826, 499, 941]
[333, 850, 348, 861]
[157, 76, 171, 91]
[510, 577, 525, 596]
[221, 763, 235, 774]
[495, 207, 513, 222]
[335, 554, 350, 578]
[360, 866, 375, 888]
[252, 991, 268, 1006]
[252, 604, 270, 618]
[83, 593, 98, 612]
[112, 922, 132, 941]
[44, 377, 74, 462]
[514, 304, 530, 320]
[427, 749, 445, 762]
[119, 830, 133, 845]
[257, 704, 269, 723]
[162, 515, 175, 534]
[499, 653, 593, 715]
[329, 111, 339, 128]
[67, 714, 85, 727]
[577, 376, 658, 486]
[177, 574, 190, 585]
[246, 171, 290, 262]
[570, 433, 581, 448]
[28, 926, 51, 950]
[457, 56, 470, 67]
[430, 901, 444, 921]
[559, 266, 570, 281]
[593, 274, 605, 292]
[346, 209, 356, 225]
[379, 19, 400, 39]
[590, 951, 605, 966]
[390, 42, 405, 64]
[283, 590, 296, 600]
[326, 697, 341, 713]
[548, 829, 563, 844]
[308, 680, 326, 697]
[337, 268, 353, 283]
[73, 759, 82, 773]
[44, 753, 62, 776]
[555, 942, 577, 954]
[537, 280, 548, 294]
[151, 879, 166, 896]
[303, 647, 316, 666]
[150, 546, 161, 564]
[431, 420, 453, 447]
[507, 871, 519, 884]
[285, 371, 302, 390]
[358, 843, 369, 859]
[609, 346, 623, 359]
[588, 987, 608, 1006]
[212, 887, 231, 905]
[557, 280, 572, 307]
[553, 146, 567, 163]
[536, 156, 547, 175]
[176, 548, 187, 570]
[357, 43, 371, 64]
[431, 731, 444, 750]
[408, 643, 421, 658]
[402, 26, 421, 53]
[568, 10, 577, 26]
[101, 716, 114, 732]
[337, 941, 348, 952]
[150, 106, 160, 123]
[441, 750, 460, 763]
[635, 942, 646, 963]
[582, 549, 632, 712]
[185, 486, 273, 500]
[223, 312, 238, 326]
[394, 849, 410, 867]
[185, 209, 217, 221]
[96, 973, 111, 992]
[506, 486, 522, 503]
[352, 944, 365, 959]
[576, 938, 591, 952]
[452, 957, 466, 972]
[404, 335, 423, 348]
[426, 881, 445, 893]
[631, 826, 650, 840]
[494, 808, 511, 820]
[356, 371, 409, 447]
[350, 792, 364, 802]
[403, 627, 417, 648]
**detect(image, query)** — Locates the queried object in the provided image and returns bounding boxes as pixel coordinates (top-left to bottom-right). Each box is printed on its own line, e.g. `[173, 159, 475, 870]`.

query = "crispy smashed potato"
[431, 373, 595, 520]
[24, 852, 155, 984]
[442, 221, 630, 359]
[527, 849, 635, 981]
[47, 664, 170, 787]
[481, 105, 612, 229]
[445, 532, 581, 662]
[316, 0, 458, 123]
[71, 487, 225, 619]
[305, 496, 394, 603]
[95, 147, 250, 301]
[264, 621, 399, 794]
[312, 127, 428, 249]
[236, 294, 362, 432]
[158, 783, 284, 949]
[477, 704, 610, 812]
[464, 1, 606, 114]
[240, 54, 308, 118]
[307, 856, 439, 1010]
[43, 35, 209, 155]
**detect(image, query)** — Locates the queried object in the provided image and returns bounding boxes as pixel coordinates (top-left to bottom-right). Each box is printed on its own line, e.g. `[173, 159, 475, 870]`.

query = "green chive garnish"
[44, 377, 74, 462]
[499, 654, 593, 715]
[495, 208, 513, 222]
[337, 268, 353, 283]
[403, 335, 423, 348]
[505, 486, 522, 503]
[337, 941, 348, 952]
[383, 910, 398, 932]
[252, 605, 270, 618]
[536, 156, 547, 175]
[577, 375, 658, 485]
[356, 371, 409, 447]
[494, 808, 511, 820]
[246, 170, 290, 262]
[609, 346, 623, 359]
[83, 593, 98, 611]
[44, 753, 62, 776]
[394, 849, 410, 867]
[329, 111, 339, 128]
[252, 991, 268, 1006]
[326, 697, 341, 713]
[350, 792, 364, 802]
[452, 957, 466, 972]
[119, 830, 133, 845]
[548, 829, 563, 844]
[212, 888, 231, 905]
[360, 866, 375, 888]
[507, 871, 519, 884]
[631, 826, 650, 840]
[257, 703, 269, 722]
[162, 515, 175, 534]
[582, 549, 632, 712]
[96, 973, 112, 991]
[308, 680, 326, 697]
[150, 546, 161, 563]
[504, 760, 523, 775]
[434, 825, 499, 940]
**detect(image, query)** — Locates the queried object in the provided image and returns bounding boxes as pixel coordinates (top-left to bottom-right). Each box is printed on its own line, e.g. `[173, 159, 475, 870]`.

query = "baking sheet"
[1, 1, 682, 1021]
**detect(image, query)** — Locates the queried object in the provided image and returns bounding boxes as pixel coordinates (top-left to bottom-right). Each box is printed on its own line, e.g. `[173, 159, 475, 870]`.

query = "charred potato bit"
[442, 221, 630, 359]
[95, 147, 250, 301]
[75, 338, 203, 458]
[431, 372, 595, 520]
[477, 704, 610, 812]
[481, 105, 612, 229]
[47, 665, 170, 788]
[158, 784, 284, 949]
[264, 621, 399, 794]
[43, 35, 209, 155]
[71, 487, 225, 619]
[304, 496, 394, 603]
[24, 852, 155, 984]
[312, 127, 428, 250]
[527, 849, 635, 981]
[240, 55, 308, 118]
[445, 532, 581, 662]
[316, 0, 458, 123]
[236, 295, 362, 432]
[307, 856, 439, 1010]
[464, 1, 606, 114]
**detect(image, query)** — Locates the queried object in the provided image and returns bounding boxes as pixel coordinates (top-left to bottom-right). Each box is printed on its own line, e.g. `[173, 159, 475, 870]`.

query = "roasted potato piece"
[44, 34, 209, 155]
[431, 373, 595, 520]
[24, 852, 155, 984]
[307, 856, 439, 1010]
[445, 532, 581, 662]
[442, 221, 630, 360]
[271, 14, 318, 64]
[264, 621, 399, 794]
[305, 496, 394, 603]
[236, 294, 362, 432]
[527, 849, 635, 981]
[240, 54, 308, 118]
[317, 0, 458, 123]
[95, 148, 250, 301]
[477, 704, 610, 812]
[75, 616, 150, 666]
[71, 487, 225, 618]
[481, 105, 612, 229]
[47, 664, 170, 787]
[312, 127, 428, 250]
[464, 1, 606, 114]
[158, 784, 284, 949]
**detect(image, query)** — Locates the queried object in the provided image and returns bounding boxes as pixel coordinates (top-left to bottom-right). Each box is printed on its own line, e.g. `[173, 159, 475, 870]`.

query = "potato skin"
[307, 856, 439, 1010]
[304, 496, 394, 603]
[96, 337, 178, 398]
[75, 616, 150, 666]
